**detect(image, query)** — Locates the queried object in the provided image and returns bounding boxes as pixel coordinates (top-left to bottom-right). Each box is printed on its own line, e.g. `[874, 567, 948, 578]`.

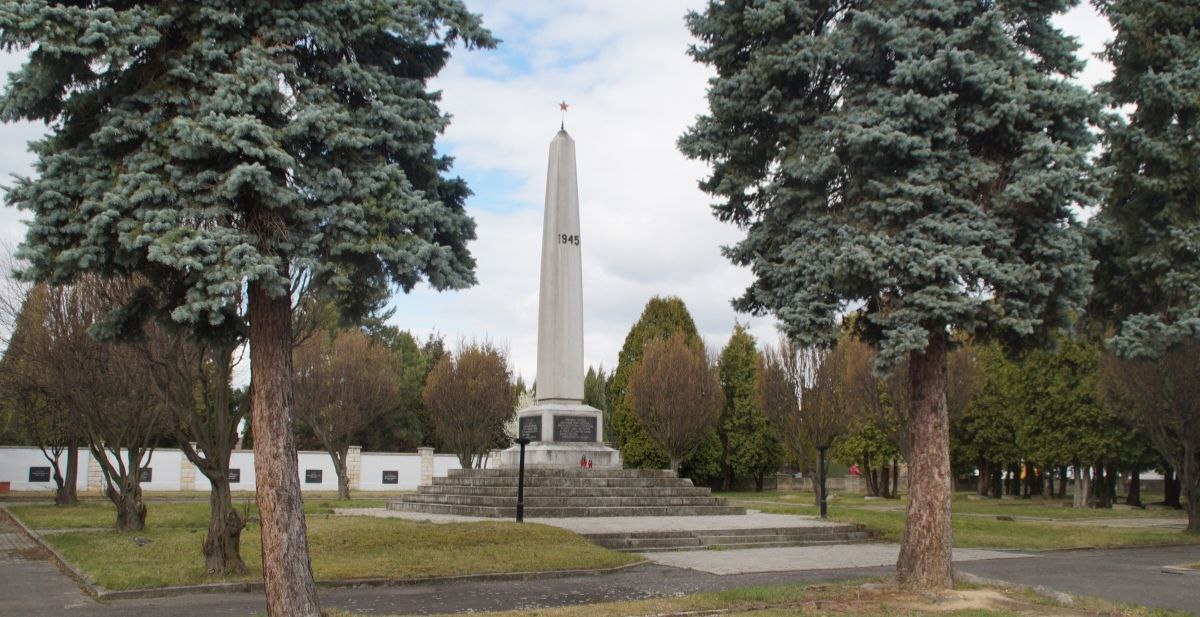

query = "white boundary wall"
[0, 445, 468, 492]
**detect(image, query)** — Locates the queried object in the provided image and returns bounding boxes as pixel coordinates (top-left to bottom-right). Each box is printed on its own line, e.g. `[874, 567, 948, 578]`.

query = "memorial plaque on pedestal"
[553, 415, 597, 442]
[519, 416, 542, 442]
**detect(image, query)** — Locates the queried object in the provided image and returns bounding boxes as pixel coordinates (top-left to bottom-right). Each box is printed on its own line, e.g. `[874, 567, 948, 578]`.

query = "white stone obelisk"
[501, 129, 620, 468]
[536, 130, 585, 402]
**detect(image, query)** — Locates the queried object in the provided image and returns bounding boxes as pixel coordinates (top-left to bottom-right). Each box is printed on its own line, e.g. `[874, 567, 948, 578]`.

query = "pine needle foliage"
[1, 1, 496, 335]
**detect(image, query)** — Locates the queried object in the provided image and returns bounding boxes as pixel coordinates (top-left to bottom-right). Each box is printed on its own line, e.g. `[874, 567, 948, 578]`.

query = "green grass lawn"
[6, 498, 388, 530]
[716, 491, 1198, 551]
[6, 503, 638, 590]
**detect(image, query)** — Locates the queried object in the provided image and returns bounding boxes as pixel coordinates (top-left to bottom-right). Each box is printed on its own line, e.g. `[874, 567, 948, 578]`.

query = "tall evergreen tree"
[682, 1, 1096, 590]
[609, 296, 701, 469]
[0, 3, 493, 614]
[1092, 0, 1200, 359]
[584, 365, 611, 442]
[719, 324, 781, 491]
[355, 328, 441, 452]
[1091, 0, 1199, 529]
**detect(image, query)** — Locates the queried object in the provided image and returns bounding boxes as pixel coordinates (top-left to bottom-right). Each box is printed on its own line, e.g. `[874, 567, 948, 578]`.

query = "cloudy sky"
[0, 2, 1113, 383]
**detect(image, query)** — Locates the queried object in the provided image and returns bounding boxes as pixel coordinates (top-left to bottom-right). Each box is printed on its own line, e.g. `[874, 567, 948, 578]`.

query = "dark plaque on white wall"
[519, 416, 542, 442]
[139, 468, 153, 482]
[553, 415, 597, 443]
[382, 470, 399, 484]
[305, 469, 322, 483]
[228, 468, 241, 483]
[28, 467, 51, 482]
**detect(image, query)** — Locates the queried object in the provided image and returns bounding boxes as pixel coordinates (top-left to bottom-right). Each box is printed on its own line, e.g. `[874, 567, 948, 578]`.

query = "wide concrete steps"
[400, 494, 731, 508]
[583, 525, 872, 552]
[390, 468, 745, 518]
[419, 485, 713, 497]
[389, 502, 746, 517]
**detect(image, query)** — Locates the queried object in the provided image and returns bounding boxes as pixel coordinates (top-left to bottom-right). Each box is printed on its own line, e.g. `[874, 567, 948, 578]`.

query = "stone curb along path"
[0, 505, 648, 601]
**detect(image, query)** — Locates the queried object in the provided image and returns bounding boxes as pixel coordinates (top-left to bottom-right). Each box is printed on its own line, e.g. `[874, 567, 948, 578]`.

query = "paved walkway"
[645, 544, 1030, 575]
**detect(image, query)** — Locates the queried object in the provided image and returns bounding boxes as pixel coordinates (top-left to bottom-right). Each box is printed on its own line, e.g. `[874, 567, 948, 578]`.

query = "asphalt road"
[2, 544, 1197, 616]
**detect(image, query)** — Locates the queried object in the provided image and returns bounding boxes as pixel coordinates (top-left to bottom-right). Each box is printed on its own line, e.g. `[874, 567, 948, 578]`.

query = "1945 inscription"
[553, 415, 597, 443]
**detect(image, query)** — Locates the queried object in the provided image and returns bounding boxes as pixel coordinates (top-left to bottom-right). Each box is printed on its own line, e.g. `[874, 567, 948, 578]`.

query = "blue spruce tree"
[0, 3, 493, 614]
[682, 0, 1096, 590]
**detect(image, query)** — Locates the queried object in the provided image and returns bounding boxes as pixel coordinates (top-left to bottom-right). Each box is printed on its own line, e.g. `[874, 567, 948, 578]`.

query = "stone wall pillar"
[347, 446, 362, 490]
[179, 444, 197, 491]
[418, 447, 434, 487]
[86, 452, 104, 493]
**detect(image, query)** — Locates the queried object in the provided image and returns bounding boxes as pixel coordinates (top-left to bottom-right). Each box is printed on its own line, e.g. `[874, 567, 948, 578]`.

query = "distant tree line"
[607, 295, 1194, 532]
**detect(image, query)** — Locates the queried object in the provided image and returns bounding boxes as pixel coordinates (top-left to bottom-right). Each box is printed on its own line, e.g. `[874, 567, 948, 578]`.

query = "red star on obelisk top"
[559, 100, 568, 130]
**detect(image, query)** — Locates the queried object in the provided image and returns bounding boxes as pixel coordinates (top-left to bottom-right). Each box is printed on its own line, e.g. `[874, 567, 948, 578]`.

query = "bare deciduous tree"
[0, 283, 82, 506]
[42, 277, 166, 531]
[422, 341, 514, 469]
[293, 329, 400, 499]
[1100, 341, 1200, 532]
[760, 337, 850, 514]
[629, 333, 724, 473]
[138, 323, 248, 573]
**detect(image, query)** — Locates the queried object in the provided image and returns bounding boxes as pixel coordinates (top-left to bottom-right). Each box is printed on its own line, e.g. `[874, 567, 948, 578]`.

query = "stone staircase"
[389, 468, 745, 517]
[582, 524, 872, 553]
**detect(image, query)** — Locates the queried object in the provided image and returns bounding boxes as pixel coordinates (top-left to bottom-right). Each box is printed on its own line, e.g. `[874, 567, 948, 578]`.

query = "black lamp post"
[515, 437, 530, 522]
[817, 445, 828, 519]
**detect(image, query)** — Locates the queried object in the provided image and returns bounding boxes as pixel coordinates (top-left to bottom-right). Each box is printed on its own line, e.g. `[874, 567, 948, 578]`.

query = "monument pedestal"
[500, 401, 621, 469]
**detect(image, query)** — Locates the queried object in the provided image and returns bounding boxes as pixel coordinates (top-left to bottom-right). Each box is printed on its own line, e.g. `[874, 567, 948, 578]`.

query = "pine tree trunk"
[1057, 466, 1068, 499]
[1073, 465, 1090, 508]
[249, 281, 320, 617]
[1094, 464, 1112, 509]
[892, 459, 899, 498]
[896, 331, 953, 591]
[1106, 463, 1118, 507]
[977, 459, 989, 497]
[1126, 471, 1141, 507]
[863, 451, 879, 496]
[1182, 444, 1198, 532]
[1164, 467, 1182, 508]
[991, 463, 1003, 498]
[754, 472, 765, 492]
[880, 465, 891, 499]
[204, 474, 247, 575]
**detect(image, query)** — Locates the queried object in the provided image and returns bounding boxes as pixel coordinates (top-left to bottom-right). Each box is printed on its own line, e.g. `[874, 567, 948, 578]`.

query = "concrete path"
[958, 544, 1200, 613]
[646, 544, 1030, 575]
[338, 507, 843, 533]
